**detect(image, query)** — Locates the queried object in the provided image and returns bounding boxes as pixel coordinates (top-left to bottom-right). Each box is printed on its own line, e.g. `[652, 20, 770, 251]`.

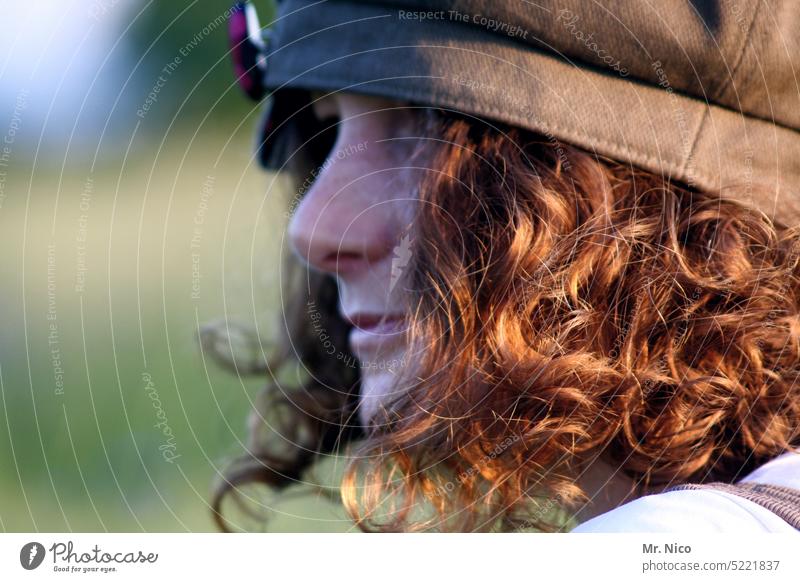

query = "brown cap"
[242, 0, 800, 221]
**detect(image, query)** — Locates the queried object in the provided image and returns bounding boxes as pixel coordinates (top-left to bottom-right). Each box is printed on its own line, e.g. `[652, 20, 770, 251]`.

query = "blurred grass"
[0, 119, 355, 532]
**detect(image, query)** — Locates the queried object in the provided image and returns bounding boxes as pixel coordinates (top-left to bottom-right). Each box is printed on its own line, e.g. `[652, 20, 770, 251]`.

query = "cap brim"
[258, 0, 800, 221]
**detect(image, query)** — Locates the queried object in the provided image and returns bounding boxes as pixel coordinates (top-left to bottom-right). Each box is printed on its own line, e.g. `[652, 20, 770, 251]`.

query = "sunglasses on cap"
[229, 2, 336, 170]
[228, 1, 269, 101]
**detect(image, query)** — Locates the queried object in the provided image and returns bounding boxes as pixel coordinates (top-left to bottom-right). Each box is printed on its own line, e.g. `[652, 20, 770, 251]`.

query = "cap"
[229, 0, 800, 221]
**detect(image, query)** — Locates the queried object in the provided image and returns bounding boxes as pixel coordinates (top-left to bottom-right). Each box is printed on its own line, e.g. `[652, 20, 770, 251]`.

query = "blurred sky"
[0, 0, 136, 153]
[0, 0, 272, 153]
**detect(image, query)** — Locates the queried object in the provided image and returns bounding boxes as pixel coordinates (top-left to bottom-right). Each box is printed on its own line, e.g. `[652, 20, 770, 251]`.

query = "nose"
[287, 146, 398, 276]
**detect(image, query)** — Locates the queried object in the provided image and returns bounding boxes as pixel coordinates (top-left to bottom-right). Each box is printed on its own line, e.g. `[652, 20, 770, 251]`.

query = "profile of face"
[287, 93, 432, 427]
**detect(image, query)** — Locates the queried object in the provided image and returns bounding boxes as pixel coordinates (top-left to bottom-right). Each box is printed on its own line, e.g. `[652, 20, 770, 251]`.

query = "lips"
[343, 312, 407, 359]
[343, 312, 404, 330]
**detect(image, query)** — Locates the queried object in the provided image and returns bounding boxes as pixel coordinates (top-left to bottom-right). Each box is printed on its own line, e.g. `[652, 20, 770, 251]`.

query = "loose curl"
[210, 109, 800, 532]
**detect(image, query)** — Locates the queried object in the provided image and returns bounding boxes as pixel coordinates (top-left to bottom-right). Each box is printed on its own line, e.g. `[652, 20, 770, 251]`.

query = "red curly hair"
[209, 108, 800, 532]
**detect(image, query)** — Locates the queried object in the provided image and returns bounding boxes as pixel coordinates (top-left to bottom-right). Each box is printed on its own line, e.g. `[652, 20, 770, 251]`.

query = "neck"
[574, 457, 641, 523]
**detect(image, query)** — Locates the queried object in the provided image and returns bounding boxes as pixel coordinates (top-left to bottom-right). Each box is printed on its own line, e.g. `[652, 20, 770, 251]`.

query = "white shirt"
[572, 451, 800, 533]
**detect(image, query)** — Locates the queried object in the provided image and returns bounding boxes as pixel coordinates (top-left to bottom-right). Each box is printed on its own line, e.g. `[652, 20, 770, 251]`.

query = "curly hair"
[209, 108, 800, 532]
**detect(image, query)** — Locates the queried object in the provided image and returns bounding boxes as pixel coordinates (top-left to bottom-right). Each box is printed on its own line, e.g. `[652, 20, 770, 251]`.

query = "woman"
[213, 0, 800, 532]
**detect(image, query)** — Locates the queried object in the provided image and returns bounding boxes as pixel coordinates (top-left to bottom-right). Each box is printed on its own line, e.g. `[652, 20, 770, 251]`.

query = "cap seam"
[682, 106, 710, 182]
[711, 0, 763, 104]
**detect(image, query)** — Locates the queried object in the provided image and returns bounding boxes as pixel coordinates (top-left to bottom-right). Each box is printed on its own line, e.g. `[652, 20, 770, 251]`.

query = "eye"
[306, 92, 340, 166]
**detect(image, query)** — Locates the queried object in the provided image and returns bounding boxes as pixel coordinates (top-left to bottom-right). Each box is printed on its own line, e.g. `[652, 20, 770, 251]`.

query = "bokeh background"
[0, 0, 353, 532]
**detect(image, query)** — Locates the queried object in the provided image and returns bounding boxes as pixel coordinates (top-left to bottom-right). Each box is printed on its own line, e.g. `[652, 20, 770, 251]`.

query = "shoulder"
[572, 450, 800, 533]
[570, 488, 797, 533]
[741, 450, 800, 489]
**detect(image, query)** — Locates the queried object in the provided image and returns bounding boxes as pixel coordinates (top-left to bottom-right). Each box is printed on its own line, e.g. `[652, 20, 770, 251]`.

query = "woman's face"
[287, 93, 432, 426]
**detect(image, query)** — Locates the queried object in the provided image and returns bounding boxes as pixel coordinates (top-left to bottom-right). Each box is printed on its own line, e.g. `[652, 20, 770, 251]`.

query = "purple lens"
[229, 2, 267, 101]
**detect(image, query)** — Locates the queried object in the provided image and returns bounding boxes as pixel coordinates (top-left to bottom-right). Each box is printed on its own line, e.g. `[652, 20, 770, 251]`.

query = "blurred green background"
[0, 0, 354, 532]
